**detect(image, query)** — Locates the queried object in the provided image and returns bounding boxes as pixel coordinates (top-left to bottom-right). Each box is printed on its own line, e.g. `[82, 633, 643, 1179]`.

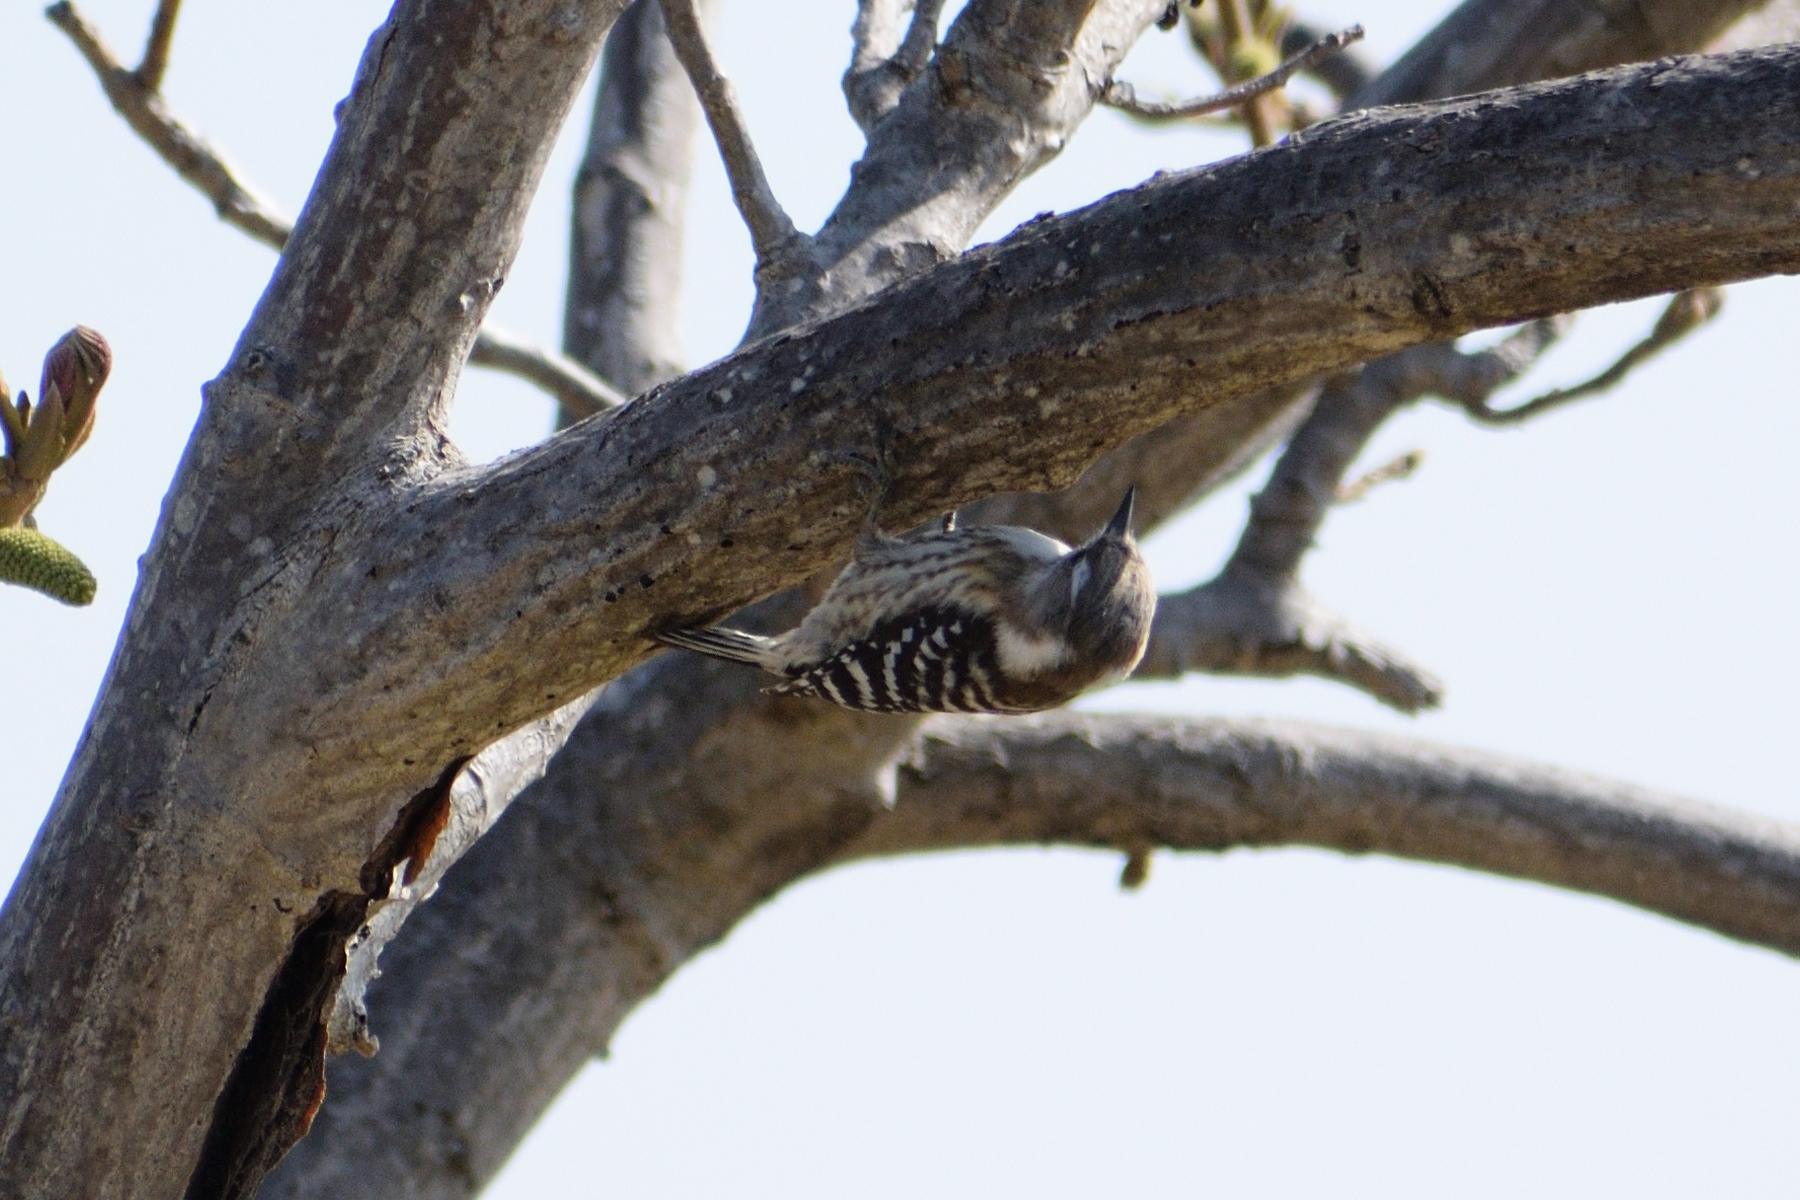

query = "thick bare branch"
[318, 50, 1800, 753]
[1104, 24, 1364, 120]
[984, 0, 1780, 550]
[0, 3, 631, 1194]
[565, 0, 707, 403]
[272, 697, 1800, 1198]
[272, 7, 1791, 1194]
[657, 0, 804, 271]
[46, 0, 624, 419]
[865, 716, 1800, 955]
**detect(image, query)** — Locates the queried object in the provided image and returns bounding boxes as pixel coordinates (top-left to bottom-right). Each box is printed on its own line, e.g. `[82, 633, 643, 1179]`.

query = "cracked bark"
[267, 4, 1799, 1196]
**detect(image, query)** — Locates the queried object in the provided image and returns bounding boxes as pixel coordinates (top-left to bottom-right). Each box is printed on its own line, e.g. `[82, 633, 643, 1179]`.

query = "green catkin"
[0, 526, 96, 606]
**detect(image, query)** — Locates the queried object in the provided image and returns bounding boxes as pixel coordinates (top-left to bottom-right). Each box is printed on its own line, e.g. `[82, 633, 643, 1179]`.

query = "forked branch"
[844, 0, 946, 133]
[1453, 289, 1723, 425]
[133, 0, 181, 92]
[45, 0, 625, 416]
[1104, 24, 1365, 120]
[1134, 320, 1567, 712]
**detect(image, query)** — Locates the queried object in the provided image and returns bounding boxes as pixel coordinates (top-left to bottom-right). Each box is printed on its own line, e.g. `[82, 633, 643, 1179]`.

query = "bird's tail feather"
[657, 625, 774, 667]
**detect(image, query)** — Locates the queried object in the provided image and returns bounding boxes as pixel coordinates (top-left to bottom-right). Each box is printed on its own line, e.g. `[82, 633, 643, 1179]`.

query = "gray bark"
[0, 2, 629, 1196]
[564, 0, 706, 402]
[272, 0, 1800, 1193]
[6, 0, 1797, 1195]
[876, 715, 1800, 958]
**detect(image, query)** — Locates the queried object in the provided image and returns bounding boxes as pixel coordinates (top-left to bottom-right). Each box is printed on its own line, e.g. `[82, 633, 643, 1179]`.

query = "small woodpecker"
[659, 488, 1156, 714]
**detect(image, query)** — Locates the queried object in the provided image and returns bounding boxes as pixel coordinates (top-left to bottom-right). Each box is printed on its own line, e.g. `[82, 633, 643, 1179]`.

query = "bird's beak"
[1103, 486, 1136, 541]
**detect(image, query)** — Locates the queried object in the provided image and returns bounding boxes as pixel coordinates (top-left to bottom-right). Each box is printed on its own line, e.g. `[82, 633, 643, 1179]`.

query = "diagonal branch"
[1165, 282, 1720, 708]
[465, 326, 626, 420]
[45, 0, 624, 418]
[1279, 17, 1377, 101]
[1103, 24, 1364, 120]
[327, 48, 1800, 757]
[46, 0, 291, 248]
[656, 0, 805, 272]
[1454, 288, 1723, 425]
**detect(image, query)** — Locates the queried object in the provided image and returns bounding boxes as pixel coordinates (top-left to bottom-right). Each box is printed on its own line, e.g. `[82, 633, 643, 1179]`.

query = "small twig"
[134, 0, 181, 92]
[1335, 449, 1422, 503]
[1279, 19, 1375, 102]
[1455, 289, 1723, 426]
[657, 0, 802, 266]
[468, 326, 627, 419]
[47, 0, 291, 249]
[47, 0, 624, 416]
[1104, 24, 1364, 121]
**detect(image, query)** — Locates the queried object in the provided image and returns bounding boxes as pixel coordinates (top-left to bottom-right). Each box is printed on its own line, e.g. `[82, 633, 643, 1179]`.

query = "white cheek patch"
[996, 623, 1069, 677]
[1069, 558, 1092, 606]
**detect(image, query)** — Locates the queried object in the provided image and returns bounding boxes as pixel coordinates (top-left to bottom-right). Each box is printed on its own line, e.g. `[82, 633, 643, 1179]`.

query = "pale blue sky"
[3, 2, 1798, 1196]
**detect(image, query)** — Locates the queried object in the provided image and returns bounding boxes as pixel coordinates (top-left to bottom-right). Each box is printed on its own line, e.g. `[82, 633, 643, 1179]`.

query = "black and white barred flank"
[766, 606, 1036, 713]
[657, 489, 1156, 715]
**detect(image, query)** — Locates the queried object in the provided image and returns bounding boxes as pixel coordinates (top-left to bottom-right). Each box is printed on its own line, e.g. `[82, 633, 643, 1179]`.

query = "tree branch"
[1104, 24, 1364, 120]
[1280, 18, 1378, 102]
[564, 0, 707, 405]
[272, 700, 1800, 1198]
[133, 0, 181, 94]
[465, 324, 627, 420]
[46, 0, 291, 248]
[45, 0, 624, 419]
[844, 0, 947, 133]
[1351, 0, 1769, 109]
[1128, 322, 1565, 711]
[656, 0, 804, 272]
[988, 0, 1780, 553]
[0, 3, 632, 1194]
[754, 0, 1169, 335]
[271, 5, 1792, 1193]
[862, 715, 1800, 957]
[322, 46, 1800, 759]
[1454, 288, 1722, 425]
